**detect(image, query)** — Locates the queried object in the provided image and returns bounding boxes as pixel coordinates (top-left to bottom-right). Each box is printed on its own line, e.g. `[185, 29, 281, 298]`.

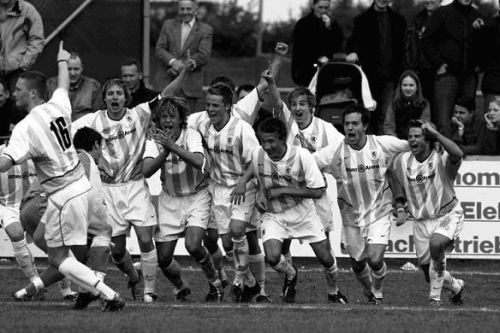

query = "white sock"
[442, 271, 461, 294]
[58, 257, 116, 300]
[232, 237, 255, 286]
[371, 262, 386, 298]
[272, 255, 296, 280]
[12, 238, 38, 281]
[141, 249, 158, 295]
[429, 259, 446, 301]
[324, 263, 339, 295]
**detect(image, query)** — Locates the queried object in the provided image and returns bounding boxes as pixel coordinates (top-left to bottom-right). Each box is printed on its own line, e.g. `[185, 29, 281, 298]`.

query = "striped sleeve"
[240, 122, 259, 165]
[186, 128, 204, 155]
[144, 139, 159, 159]
[3, 120, 31, 164]
[48, 88, 71, 118]
[233, 88, 260, 125]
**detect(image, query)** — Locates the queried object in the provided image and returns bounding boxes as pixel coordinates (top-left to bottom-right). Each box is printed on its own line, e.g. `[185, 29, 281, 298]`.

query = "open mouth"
[111, 102, 119, 108]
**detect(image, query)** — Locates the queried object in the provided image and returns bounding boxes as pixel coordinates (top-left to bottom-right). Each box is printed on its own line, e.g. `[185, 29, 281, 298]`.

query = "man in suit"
[155, 0, 213, 113]
[346, 0, 406, 134]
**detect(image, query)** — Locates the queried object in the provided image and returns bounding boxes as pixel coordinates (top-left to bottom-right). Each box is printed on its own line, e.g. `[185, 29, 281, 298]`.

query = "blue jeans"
[433, 72, 477, 138]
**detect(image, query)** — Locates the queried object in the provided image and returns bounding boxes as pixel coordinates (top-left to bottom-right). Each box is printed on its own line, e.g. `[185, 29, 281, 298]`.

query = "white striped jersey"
[2, 89, 86, 195]
[144, 128, 207, 196]
[0, 145, 36, 209]
[73, 102, 151, 184]
[78, 150, 107, 226]
[252, 145, 325, 213]
[314, 135, 409, 227]
[391, 150, 461, 220]
[189, 113, 259, 187]
[280, 103, 344, 153]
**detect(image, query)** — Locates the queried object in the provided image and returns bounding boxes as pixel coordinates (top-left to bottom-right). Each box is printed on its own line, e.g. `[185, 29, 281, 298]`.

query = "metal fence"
[30, 0, 143, 84]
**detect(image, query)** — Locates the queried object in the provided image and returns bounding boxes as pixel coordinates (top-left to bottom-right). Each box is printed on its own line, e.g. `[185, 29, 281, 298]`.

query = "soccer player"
[13, 127, 115, 307]
[142, 96, 223, 302]
[188, 83, 262, 302]
[391, 120, 465, 306]
[267, 70, 346, 302]
[314, 104, 409, 304]
[72, 66, 187, 303]
[0, 144, 39, 288]
[0, 42, 124, 311]
[232, 117, 343, 303]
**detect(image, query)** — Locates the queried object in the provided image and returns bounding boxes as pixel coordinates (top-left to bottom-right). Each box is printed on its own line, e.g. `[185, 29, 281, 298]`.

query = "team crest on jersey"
[171, 155, 179, 164]
[371, 150, 378, 159]
[126, 115, 133, 123]
[415, 174, 424, 184]
[311, 136, 317, 143]
[285, 167, 291, 174]
[227, 137, 232, 145]
[428, 161, 434, 171]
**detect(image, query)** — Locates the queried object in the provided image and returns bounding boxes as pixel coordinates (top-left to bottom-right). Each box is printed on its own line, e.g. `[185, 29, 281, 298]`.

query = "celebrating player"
[73, 66, 187, 302]
[143, 96, 223, 302]
[0, 42, 124, 311]
[391, 120, 466, 306]
[314, 104, 409, 304]
[232, 117, 345, 303]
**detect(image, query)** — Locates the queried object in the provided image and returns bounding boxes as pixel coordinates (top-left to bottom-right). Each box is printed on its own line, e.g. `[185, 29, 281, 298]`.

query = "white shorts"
[314, 192, 334, 232]
[43, 177, 91, 248]
[261, 200, 326, 244]
[155, 188, 211, 242]
[0, 204, 20, 229]
[104, 179, 158, 237]
[207, 181, 257, 235]
[344, 213, 392, 262]
[414, 205, 464, 265]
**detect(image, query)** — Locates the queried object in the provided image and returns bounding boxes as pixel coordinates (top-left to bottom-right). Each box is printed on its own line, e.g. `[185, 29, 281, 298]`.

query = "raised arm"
[422, 121, 463, 163]
[57, 41, 71, 92]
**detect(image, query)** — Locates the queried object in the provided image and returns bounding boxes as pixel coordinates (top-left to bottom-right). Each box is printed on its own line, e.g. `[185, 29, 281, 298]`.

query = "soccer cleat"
[365, 292, 382, 305]
[205, 283, 224, 302]
[174, 285, 191, 301]
[255, 294, 272, 303]
[143, 292, 159, 303]
[218, 269, 229, 289]
[102, 294, 126, 312]
[428, 298, 442, 308]
[328, 290, 348, 304]
[230, 284, 243, 302]
[450, 279, 465, 305]
[62, 290, 79, 302]
[12, 288, 46, 302]
[240, 282, 261, 303]
[282, 265, 298, 304]
[73, 292, 100, 310]
[127, 269, 144, 301]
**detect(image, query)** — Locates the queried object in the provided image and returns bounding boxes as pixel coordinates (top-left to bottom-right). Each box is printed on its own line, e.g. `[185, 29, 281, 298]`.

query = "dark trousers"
[369, 76, 395, 135]
[433, 72, 477, 138]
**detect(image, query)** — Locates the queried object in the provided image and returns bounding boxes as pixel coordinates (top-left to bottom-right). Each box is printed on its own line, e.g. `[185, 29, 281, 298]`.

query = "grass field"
[1, 258, 500, 333]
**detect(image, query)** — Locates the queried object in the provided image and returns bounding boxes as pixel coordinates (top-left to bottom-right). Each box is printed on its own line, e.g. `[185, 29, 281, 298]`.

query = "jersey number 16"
[50, 117, 71, 151]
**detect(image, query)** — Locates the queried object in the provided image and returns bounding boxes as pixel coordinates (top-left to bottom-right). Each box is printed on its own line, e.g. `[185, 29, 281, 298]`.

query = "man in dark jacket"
[405, 0, 442, 103]
[120, 58, 158, 107]
[421, 0, 482, 138]
[346, 0, 406, 134]
[291, 0, 343, 87]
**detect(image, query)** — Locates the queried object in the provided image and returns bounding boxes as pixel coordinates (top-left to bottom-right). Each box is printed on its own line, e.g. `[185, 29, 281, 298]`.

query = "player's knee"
[110, 246, 127, 261]
[429, 239, 447, 257]
[185, 239, 202, 257]
[265, 253, 280, 267]
[367, 255, 384, 271]
[350, 258, 366, 273]
[136, 234, 154, 249]
[158, 253, 173, 268]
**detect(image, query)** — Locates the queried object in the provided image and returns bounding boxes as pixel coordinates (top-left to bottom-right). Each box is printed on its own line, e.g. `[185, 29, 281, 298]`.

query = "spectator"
[0, 0, 44, 92]
[421, 0, 482, 138]
[120, 58, 157, 108]
[451, 96, 497, 155]
[346, 0, 406, 134]
[47, 52, 101, 121]
[405, 0, 442, 104]
[384, 70, 430, 139]
[291, 0, 343, 87]
[155, 0, 213, 113]
[0, 79, 13, 138]
[476, 12, 500, 116]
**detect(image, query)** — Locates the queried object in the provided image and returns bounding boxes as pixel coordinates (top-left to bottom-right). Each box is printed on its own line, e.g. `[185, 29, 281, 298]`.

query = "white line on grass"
[3, 301, 500, 314]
